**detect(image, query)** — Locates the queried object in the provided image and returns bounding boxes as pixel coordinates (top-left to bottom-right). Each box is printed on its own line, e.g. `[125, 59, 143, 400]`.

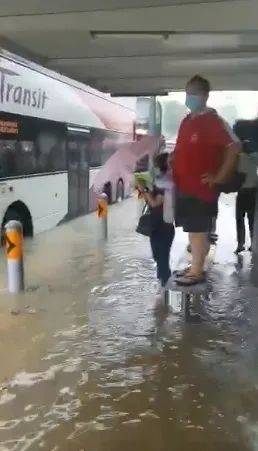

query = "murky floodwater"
[1, 196, 258, 450]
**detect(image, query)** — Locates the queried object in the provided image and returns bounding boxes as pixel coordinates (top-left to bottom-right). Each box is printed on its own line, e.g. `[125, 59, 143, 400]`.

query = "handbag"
[136, 203, 153, 237]
[217, 171, 246, 194]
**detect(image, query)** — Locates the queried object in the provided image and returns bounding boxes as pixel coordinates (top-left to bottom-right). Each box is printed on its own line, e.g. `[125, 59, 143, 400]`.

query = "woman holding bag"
[136, 153, 175, 296]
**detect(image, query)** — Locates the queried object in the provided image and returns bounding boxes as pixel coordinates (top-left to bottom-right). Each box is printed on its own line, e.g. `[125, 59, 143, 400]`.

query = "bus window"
[36, 130, 66, 173]
[19, 141, 37, 174]
[0, 138, 38, 177]
[0, 139, 17, 177]
[0, 114, 67, 177]
[67, 134, 90, 167]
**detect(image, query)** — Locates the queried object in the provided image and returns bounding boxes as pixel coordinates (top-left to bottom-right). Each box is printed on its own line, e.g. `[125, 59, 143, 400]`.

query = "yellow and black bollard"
[97, 193, 108, 239]
[4, 220, 24, 293]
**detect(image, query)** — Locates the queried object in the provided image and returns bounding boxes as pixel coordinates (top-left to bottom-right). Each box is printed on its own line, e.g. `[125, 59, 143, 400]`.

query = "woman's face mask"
[185, 94, 203, 112]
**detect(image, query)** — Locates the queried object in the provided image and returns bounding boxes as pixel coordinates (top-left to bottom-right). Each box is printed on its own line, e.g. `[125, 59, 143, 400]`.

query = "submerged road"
[0, 196, 258, 451]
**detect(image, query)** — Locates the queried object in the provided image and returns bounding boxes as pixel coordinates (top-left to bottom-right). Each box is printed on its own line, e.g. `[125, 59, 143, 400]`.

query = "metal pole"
[148, 96, 157, 136]
[252, 187, 258, 253]
[184, 293, 191, 322]
[4, 220, 24, 293]
[148, 96, 157, 176]
[103, 213, 108, 240]
[164, 289, 183, 312]
[97, 193, 108, 240]
[251, 187, 258, 283]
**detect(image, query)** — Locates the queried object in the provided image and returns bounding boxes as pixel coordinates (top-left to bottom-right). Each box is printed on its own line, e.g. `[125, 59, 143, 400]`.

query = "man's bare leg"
[188, 232, 210, 276]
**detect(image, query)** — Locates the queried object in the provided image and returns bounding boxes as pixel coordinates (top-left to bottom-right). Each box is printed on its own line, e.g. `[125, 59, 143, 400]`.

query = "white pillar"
[97, 193, 108, 240]
[4, 220, 24, 293]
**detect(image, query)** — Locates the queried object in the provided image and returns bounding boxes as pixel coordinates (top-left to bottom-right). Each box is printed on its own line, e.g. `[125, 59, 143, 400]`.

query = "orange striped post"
[4, 220, 24, 293]
[97, 193, 108, 239]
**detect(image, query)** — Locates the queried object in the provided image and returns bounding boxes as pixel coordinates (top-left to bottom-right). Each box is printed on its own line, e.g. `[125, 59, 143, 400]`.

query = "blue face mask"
[185, 94, 203, 112]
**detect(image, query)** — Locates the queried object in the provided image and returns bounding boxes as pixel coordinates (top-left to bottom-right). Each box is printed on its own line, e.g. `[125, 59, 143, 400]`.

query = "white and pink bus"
[0, 50, 136, 237]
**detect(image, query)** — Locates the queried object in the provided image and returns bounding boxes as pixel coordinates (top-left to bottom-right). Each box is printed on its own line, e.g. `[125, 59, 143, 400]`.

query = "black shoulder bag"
[136, 203, 153, 237]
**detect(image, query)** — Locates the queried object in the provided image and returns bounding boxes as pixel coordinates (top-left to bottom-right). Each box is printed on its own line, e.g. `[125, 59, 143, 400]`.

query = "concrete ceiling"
[0, 0, 258, 95]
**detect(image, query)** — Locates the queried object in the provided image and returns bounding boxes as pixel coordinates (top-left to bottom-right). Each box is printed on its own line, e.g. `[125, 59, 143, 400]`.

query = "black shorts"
[176, 194, 218, 233]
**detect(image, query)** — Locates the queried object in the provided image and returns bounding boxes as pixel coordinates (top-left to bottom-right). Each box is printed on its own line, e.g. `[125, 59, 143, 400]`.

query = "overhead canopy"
[0, 0, 258, 95]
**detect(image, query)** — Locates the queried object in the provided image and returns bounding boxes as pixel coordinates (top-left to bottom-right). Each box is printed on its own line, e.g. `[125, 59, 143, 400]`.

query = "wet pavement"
[1, 195, 258, 450]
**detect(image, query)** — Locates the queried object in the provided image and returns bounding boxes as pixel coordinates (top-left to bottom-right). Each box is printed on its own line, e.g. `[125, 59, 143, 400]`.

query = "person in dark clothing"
[137, 153, 175, 295]
[235, 150, 258, 253]
[236, 188, 256, 252]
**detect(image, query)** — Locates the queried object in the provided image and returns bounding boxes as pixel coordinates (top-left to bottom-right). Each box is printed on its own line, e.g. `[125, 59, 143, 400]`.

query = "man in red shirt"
[174, 75, 240, 286]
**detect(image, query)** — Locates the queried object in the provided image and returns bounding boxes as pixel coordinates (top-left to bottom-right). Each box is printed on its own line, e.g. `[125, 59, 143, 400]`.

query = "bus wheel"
[2, 203, 33, 240]
[103, 182, 112, 204]
[116, 179, 124, 202]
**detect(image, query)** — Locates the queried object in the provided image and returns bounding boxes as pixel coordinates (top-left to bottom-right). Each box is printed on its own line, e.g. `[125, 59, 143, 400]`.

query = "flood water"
[1, 196, 258, 450]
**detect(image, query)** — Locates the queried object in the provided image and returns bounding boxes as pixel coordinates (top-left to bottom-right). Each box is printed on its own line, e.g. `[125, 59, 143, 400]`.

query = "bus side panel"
[0, 173, 68, 234]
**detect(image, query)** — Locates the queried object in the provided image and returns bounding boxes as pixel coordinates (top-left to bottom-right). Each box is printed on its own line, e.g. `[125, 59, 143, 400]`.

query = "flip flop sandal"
[173, 267, 191, 278]
[176, 274, 206, 287]
[174, 268, 206, 278]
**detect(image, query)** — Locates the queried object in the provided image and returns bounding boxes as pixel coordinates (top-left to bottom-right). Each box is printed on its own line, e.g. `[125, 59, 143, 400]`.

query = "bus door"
[78, 148, 89, 215]
[67, 147, 80, 218]
[67, 130, 90, 218]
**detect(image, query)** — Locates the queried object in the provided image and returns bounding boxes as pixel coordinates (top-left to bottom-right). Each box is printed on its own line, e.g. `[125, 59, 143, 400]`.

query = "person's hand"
[201, 173, 216, 187]
[136, 182, 145, 193]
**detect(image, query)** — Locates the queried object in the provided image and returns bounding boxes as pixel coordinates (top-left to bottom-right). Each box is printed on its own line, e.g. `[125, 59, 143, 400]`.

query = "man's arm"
[202, 143, 241, 187]
[214, 143, 241, 184]
[202, 114, 242, 187]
